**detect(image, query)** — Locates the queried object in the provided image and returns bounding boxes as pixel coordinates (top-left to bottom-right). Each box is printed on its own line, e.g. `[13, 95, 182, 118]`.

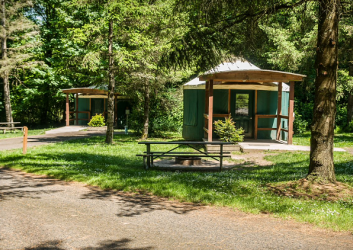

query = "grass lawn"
[0, 128, 52, 140]
[1, 134, 353, 232]
[293, 131, 353, 148]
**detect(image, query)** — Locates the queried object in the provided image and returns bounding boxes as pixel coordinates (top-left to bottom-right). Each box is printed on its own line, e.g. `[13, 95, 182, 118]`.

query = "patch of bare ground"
[344, 147, 353, 155]
[230, 151, 276, 168]
[267, 178, 353, 201]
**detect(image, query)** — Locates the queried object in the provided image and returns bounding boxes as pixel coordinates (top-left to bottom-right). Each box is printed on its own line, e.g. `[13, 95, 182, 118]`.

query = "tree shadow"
[24, 238, 152, 250]
[0, 168, 66, 202]
[81, 186, 203, 217]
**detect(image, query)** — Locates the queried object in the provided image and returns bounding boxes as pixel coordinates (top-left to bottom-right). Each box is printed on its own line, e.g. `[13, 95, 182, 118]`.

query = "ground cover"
[0, 128, 52, 140]
[1, 134, 353, 232]
[293, 131, 353, 148]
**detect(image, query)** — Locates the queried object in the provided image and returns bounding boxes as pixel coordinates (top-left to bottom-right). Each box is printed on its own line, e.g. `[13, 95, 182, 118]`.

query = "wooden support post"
[208, 80, 214, 142]
[277, 82, 282, 140]
[288, 81, 295, 144]
[75, 93, 79, 125]
[23, 126, 28, 155]
[66, 94, 69, 126]
[254, 90, 258, 140]
[204, 81, 210, 139]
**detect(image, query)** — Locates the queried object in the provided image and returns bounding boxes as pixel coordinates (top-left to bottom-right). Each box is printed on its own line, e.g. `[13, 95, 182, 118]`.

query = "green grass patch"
[293, 131, 353, 148]
[0, 128, 52, 140]
[1, 134, 353, 232]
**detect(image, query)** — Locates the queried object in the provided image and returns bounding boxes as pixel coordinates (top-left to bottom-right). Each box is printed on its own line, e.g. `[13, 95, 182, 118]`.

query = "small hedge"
[88, 114, 105, 127]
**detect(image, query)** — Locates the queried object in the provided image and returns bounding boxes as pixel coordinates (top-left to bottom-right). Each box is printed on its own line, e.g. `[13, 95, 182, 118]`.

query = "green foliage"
[213, 116, 244, 143]
[130, 87, 184, 136]
[88, 114, 105, 127]
[293, 114, 308, 134]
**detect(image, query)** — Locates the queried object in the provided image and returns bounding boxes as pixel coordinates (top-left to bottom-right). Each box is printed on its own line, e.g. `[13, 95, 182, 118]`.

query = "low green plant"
[293, 113, 308, 134]
[213, 116, 244, 143]
[88, 114, 105, 127]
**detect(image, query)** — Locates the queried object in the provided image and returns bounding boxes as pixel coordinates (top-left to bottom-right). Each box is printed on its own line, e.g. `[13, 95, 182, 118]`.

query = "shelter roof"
[62, 86, 119, 95]
[184, 59, 306, 91]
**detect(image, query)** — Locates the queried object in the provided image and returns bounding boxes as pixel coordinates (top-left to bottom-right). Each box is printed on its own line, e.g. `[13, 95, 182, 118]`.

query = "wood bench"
[137, 141, 233, 171]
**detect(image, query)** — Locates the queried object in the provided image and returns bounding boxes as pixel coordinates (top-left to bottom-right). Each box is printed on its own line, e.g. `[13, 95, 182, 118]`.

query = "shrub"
[88, 114, 105, 127]
[293, 113, 308, 134]
[213, 116, 244, 143]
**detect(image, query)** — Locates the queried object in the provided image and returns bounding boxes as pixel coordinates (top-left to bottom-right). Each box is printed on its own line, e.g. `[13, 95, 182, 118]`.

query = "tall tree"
[0, 0, 37, 125]
[307, 0, 339, 182]
[106, 18, 115, 143]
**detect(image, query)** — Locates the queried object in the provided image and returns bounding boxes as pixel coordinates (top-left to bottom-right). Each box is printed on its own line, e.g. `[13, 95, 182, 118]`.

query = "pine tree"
[0, 0, 38, 125]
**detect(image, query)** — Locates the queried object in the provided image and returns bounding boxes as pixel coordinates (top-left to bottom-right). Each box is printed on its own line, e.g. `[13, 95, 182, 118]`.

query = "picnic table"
[0, 122, 22, 134]
[137, 141, 233, 171]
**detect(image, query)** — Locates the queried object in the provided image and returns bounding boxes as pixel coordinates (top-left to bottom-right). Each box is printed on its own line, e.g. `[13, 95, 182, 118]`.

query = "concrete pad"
[239, 140, 345, 152]
[45, 126, 87, 134]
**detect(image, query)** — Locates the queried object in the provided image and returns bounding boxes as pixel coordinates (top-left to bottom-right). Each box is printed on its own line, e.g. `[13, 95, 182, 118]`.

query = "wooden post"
[208, 80, 214, 142]
[288, 81, 295, 144]
[75, 93, 79, 125]
[254, 90, 258, 140]
[66, 94, 69, 126]
[23, 126, 28, 155]
[204, 81, 209, 139]
[277, 82, 282, 140]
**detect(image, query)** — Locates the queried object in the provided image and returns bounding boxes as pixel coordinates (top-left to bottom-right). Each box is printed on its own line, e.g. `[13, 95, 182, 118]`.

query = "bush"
[213, 116, 244, 143]
[293, 113, 308, 134]
[88, 114, 105, 127]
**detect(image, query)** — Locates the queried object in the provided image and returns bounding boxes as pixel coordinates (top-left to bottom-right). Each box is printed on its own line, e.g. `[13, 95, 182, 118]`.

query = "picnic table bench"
[0, 122, 22, 134]
[137, 141, 233, 171]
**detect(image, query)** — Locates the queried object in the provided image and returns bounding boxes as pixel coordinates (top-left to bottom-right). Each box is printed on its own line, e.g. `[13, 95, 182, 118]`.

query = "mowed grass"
[0, 128, 52, 140]
[1, 134, 353, 232]
[293, 131, 353, 148]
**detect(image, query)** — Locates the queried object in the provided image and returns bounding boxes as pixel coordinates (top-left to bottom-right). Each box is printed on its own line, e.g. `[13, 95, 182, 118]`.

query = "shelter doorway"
[91, 99, 104, 116]
[231, 90, 254, 138]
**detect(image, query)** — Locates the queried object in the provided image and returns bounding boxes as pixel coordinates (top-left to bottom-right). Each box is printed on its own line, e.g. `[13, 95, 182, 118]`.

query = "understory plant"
[88, 114, 105, 127]
[213, 116, 244, 143]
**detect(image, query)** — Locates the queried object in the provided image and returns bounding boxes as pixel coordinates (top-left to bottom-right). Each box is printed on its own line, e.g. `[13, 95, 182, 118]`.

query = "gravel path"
[1, 168, 352, 250]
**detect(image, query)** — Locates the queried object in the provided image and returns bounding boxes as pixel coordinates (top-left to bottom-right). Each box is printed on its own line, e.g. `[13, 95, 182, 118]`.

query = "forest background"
[1, 0, 353, 138]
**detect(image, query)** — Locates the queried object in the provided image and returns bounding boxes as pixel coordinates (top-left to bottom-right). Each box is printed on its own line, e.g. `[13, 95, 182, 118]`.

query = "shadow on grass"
[24, 238, 152, 250]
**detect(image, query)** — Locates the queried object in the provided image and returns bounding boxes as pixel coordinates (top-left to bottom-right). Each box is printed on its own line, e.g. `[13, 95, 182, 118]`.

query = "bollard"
[23, 126, 28, 154]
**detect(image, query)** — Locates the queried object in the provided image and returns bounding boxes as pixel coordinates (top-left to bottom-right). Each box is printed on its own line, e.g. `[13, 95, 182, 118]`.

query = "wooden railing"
[69, 111, 91, 124]
[203, 113, 230, 136]
[254, 114, 290, 140]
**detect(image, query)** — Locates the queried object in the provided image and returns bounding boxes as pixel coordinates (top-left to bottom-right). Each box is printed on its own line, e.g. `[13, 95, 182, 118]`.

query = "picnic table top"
[138, 141, 233, 145]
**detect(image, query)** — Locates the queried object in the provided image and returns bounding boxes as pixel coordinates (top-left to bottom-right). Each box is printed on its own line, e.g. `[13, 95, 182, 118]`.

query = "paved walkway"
[0, 131, 109, 151]
[239, 140, 345, 152]
[1, 168, 352, 250]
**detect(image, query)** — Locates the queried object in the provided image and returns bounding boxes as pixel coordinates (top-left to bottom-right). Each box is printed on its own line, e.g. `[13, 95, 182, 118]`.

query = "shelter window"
[235, 94, 249, 116]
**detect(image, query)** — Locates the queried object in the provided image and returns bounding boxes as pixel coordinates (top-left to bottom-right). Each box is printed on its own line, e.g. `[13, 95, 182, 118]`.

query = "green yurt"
[182, 60, 306, 144]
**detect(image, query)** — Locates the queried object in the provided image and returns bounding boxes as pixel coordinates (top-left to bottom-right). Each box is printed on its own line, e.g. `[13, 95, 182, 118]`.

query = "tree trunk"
[105, 19, 115, 144]
[1, 0, 13, 126]
[348, 39, 353, 124]
[308, 0, 339, 182]
[142, 82, 150, 140]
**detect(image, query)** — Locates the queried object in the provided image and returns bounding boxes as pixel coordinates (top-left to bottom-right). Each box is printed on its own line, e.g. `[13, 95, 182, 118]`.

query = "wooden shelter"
[182, 60, 306, 144]
[62, 87, 131, 127]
